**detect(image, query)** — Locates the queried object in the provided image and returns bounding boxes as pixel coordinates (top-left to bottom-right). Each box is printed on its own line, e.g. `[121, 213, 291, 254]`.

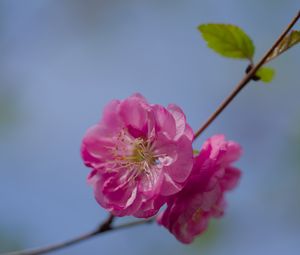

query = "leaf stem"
[193, 10, 300, 140]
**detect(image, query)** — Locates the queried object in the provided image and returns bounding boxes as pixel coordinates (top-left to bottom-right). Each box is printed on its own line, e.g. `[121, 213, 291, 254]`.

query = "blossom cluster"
[81, 94, 242, 243]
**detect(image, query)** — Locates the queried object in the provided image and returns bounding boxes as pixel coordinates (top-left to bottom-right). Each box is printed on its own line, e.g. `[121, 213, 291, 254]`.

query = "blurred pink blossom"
[81, 94, 194, 217]
[157, 135, 242, 243]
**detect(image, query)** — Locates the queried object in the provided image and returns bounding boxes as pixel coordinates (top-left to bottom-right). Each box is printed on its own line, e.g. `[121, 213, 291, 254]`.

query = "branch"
[193, 10, 300, 140]
[2, 215, 154, 255]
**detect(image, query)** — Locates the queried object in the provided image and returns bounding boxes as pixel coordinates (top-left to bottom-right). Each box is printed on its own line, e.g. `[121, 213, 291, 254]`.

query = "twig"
[193, 10, 300, 140]
[2, 215, 154, 255]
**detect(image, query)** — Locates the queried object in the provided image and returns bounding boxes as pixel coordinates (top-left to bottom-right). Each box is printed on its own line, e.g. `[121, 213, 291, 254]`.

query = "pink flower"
[81, 94, 194, 218]
[157, 135, 242, 243]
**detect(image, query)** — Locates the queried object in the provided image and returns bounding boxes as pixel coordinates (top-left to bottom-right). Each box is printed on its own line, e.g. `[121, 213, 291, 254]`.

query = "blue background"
[0, 1, 300, 254]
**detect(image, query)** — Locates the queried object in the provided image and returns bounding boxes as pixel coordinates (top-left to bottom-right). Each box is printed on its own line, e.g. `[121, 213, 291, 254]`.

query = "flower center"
[192, 208, 202, 222]
[110, 129, 160, 176]
[128, 138, 157, 173]
[132, 139, 155, 162]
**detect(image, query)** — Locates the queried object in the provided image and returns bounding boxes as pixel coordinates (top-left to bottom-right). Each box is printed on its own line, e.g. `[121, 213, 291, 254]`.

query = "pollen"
[110, 130, 158, 176]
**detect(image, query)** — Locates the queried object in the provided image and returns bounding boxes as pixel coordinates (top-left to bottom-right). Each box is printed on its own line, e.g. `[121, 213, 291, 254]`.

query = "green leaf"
[198, 23, 255, 60]
[267, 30, 300, 62]
[193, 149, 199, 155]
[256, 67, 276, 83]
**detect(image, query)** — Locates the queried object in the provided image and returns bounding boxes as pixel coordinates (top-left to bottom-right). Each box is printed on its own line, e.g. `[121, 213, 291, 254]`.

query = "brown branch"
[3, 215, 154, 255]
[194, 10, 300, 140]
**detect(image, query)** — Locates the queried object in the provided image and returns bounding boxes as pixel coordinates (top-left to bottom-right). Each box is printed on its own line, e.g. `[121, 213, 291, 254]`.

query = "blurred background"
[0, 0, 299, 254]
